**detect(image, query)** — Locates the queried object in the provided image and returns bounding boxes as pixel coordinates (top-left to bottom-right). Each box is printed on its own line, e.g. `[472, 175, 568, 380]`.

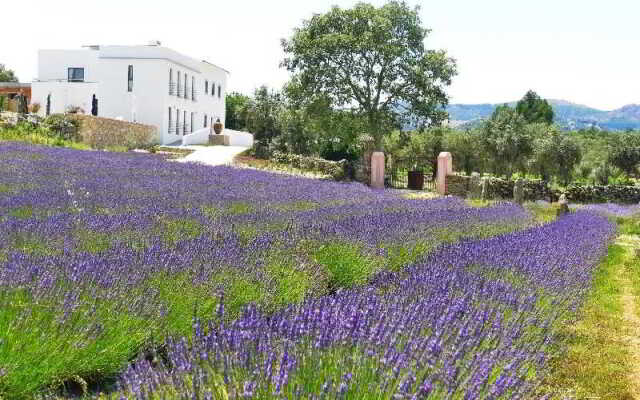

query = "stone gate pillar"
[436, 152, 452, 195]
[371, 152, 385, 189]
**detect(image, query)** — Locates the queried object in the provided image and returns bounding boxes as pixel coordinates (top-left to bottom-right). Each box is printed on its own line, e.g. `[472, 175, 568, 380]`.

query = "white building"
[31, 42, 228, 145]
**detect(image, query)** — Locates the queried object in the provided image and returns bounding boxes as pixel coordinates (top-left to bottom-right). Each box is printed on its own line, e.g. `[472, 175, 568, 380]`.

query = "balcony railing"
[168, 123, 176, 134]
[169, 83, 177, 96]
[182, 124, 190, 135]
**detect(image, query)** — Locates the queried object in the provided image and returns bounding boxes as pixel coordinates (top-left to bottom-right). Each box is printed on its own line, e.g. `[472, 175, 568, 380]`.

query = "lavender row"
[115, 212, 615, 399]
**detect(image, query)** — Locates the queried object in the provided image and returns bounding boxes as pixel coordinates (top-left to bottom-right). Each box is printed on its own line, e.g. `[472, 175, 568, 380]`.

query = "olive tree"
[531, 126, 581, 185]
[480, 105, 532, 178]
[281, 1, 456, 150]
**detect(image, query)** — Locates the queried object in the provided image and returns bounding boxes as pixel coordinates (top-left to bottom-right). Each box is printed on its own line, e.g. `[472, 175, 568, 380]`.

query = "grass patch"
[228, 202, 255, 215]
[12, 234, 60, 257]
[8, 205, 33, 219]
[73, 229, 112, 254]
[264, 253, 313, 309]
[524, 201, 558, 224]
[0, 288, 149, 399]
[465, 199, 498, 208]
[313, 242, 377, 289]
[542, 244, 634, 399]
[157, 217, 205, 246]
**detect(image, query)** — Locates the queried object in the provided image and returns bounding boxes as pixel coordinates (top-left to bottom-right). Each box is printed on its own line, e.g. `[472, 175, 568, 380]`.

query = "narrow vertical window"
[205, 80, 208, 94]
[192, 76, 195, 100]
[204, 114, 208, 128]
[176, 109, 180, 135]
[191, 112, 194, 133]
[211, 82, 215, 96]
[177, 71, 181, 97]
[168, 107, 172, 133]
[183, 110, 187, 134]
[217, 85, 221, 98]
[169, 68, 174, 95]
[184, 73, 188, 99]
[127, 65, 133, 92]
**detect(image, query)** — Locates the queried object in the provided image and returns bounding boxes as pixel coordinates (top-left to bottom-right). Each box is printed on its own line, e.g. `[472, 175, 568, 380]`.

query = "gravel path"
[170, 145, 249, 166]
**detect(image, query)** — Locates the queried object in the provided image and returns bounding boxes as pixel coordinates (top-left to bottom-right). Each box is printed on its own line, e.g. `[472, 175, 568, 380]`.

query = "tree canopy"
[0, 64, 19, 82]
[281, 1, 456, 150]
[515, 90, 554, 124]
[479, 105, 532, 178]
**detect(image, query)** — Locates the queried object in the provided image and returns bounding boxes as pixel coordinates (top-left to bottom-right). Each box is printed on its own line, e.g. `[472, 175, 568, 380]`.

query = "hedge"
[271, 151, 348, 180]
[565, 184, 640, 204]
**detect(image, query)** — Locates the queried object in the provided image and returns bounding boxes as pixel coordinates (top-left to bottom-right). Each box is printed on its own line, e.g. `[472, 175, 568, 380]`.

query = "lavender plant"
[0, 143, 614, 399]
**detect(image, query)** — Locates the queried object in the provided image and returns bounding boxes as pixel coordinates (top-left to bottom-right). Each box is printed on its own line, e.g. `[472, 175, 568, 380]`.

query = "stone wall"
[354, 136, 375, 184]
[272, 151, 347, 180]
[444, 174, 555, 201]
[565, 185, 640, 204]
[68, 114, 156, 149]
[445, 174, 470, 197]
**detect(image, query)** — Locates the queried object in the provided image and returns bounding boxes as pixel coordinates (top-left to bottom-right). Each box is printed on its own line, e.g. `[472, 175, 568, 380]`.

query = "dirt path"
[615, 235, 640, 399]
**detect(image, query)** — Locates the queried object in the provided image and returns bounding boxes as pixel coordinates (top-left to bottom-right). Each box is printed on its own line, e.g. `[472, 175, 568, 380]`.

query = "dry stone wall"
[444, 174, 555, 201]
[68, 114, 156, 149]
[565, 185, 640, 204]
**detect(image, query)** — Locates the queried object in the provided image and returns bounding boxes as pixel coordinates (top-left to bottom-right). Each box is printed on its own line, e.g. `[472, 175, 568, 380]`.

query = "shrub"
[271, 151, 347, 180]
[28, 102, 41, 114]
[65, 105, 85, 114]
[41, 114, 80, 141]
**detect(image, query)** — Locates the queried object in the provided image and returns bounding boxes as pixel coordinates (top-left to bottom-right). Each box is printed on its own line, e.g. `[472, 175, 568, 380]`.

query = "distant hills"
[446, 100, 640, 131]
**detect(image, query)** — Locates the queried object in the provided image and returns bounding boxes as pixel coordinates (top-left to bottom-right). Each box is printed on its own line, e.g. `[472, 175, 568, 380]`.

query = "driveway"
[170, 145, 249, 167]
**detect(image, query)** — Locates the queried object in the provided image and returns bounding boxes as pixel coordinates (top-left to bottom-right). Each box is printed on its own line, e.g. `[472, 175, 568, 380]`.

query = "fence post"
[437, 152, 452, 195]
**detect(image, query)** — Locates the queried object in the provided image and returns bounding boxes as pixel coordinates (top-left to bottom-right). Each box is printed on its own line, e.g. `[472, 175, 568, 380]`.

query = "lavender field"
[0, 142, 616, 399]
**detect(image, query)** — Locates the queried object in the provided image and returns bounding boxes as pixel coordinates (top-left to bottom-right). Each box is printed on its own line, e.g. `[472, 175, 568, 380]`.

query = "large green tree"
[0, 64, 18, 82]
[515, 90, 554, 124]
[225, 92, 251, 130]
[531, 125, 581, 184]
[281, 1, 456, 150]
[608, 146, 640, 177]
[480, 105, 532, 178]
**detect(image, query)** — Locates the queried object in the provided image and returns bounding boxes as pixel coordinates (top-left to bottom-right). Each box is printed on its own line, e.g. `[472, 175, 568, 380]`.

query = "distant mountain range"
[446, 100, 640, 131]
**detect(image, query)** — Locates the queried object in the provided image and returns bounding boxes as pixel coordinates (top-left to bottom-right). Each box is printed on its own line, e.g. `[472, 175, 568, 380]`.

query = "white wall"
[97, 58, 165, 143]
[225, 129, 253, 147]
[38, 49, 99, 82]
[182, 127, 210, 145]
[31, 81, 98, 115]
[33, 45, 228, 145]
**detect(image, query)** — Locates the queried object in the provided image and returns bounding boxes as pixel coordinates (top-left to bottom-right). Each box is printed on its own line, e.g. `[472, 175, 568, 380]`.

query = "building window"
[67, 67, 84, 82]
[127, 65, 133, 92]
[191, 76, 195, 100]
[177, 71, 181, 97]
[204, 114, 208, 128]
[184, 73, 188, 99]
[191, 112, 194, 133]
[211, 82, 215, 96]
[168, 107, 172, 133]
[205, 80, 209, 94]
[169, 68, 174, 95]
[176, 109, 180, 135]
[183, 110, 187, 134]
[218, 85, 221, 98]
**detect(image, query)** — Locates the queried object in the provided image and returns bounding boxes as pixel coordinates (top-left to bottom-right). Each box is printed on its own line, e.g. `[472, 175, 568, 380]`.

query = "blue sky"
[2, 0, 638, 110]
